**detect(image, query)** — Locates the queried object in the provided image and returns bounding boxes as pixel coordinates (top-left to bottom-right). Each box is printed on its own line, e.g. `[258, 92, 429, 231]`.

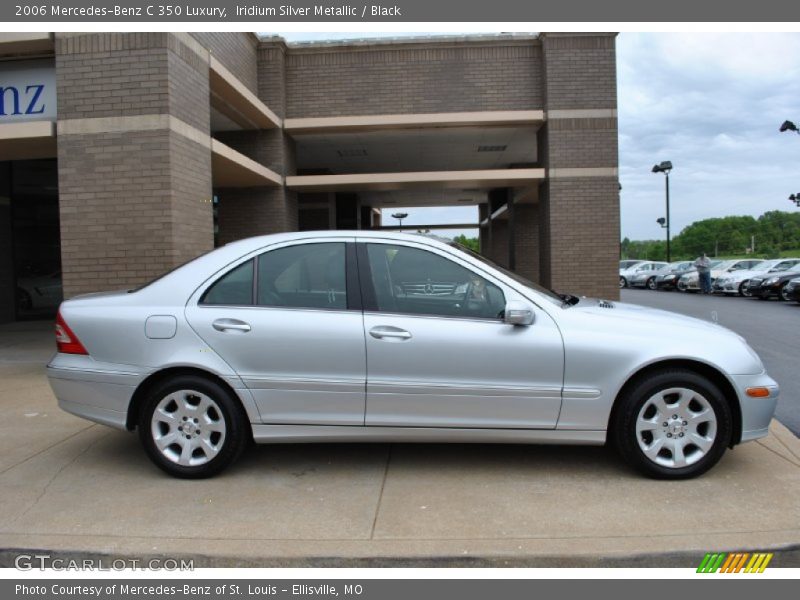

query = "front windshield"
[714, 260, 735, 270]
[755, 259, 781, 271]
[447, 241, 564, 306]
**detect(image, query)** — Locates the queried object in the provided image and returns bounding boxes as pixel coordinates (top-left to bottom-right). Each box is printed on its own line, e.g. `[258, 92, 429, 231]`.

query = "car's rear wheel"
[619, 276, 627, 288]
[612, 369, 732, 479]
[676, 280, 687, 292]
[646, 277, 657, 290]
[138, 375, 248, 478]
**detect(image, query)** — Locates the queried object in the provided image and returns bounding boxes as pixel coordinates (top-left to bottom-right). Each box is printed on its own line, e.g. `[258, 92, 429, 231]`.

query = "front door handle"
[212, 318, 251, 333]
[369, 326, 412, 340]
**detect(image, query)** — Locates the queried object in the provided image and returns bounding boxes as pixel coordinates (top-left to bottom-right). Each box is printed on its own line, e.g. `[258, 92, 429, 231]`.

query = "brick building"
[0, 32, 619, 323]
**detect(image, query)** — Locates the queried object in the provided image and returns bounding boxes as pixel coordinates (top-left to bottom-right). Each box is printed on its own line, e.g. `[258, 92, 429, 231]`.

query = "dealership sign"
[0, 59, 56, 122]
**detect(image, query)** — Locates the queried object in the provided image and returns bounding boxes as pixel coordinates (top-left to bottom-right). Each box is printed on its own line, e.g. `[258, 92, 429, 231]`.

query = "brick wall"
[541, 34, 617, 110]
[56, 33, 213, 297]
[215, 187, 297, 245]
[539, 33, 620, 299]
[547, 118, 618, 169]
[542, 177, 620, 299]
[191, 32, 258, 94]
[256, 43, 287, 117]
[284, 40, 542, 118]
[513, 203, 540, 283]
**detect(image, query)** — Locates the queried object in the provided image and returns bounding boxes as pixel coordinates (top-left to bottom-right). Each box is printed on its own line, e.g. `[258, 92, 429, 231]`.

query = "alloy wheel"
[150, 390, 226, 467]
[634, 387, 717, 469]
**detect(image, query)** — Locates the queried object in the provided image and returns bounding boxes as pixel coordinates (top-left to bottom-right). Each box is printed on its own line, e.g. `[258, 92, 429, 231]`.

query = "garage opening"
[0, 159, 61, 322]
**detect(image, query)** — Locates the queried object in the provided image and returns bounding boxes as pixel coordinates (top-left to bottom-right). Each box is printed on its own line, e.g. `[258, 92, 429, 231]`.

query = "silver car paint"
[47, 230, 778, 447]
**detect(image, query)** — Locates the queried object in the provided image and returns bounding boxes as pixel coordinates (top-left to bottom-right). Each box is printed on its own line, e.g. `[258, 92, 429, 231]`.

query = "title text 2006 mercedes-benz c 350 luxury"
[47, 232, 778, 479]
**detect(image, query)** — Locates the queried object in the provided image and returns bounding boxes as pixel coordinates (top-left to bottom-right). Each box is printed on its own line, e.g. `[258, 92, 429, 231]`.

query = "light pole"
[391, 212, 408, 231]
[779, 120, 799, 134]
[652, 161, 673, 262]
[790, 193, 800, 208]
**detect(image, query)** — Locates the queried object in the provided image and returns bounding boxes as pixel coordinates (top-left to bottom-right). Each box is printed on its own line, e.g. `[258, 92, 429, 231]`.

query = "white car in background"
[619, 261, 669, 289]
[714, 258, 800, 296]
[677, 259, 761, 293]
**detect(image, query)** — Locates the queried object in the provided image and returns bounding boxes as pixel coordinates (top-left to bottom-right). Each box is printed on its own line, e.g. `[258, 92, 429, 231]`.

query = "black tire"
[611, 369, 732, 479]
[646, 277, 657, 291]
[740, 281, 752, 297]
[619, 276, 627, 289]
[779, 284, 791, 302]
[138, 375, 249, 479]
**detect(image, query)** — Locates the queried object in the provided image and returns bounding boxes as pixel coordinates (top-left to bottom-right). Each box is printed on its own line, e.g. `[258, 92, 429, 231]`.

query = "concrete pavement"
[1, 321, 799, 567]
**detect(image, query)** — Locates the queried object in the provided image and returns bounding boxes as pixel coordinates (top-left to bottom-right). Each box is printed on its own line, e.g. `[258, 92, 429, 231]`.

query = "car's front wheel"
[741, 281, 752, 297]
[646, 277, 657, 290]
[138, 375, 248, 478]
[612, 369, 732, 479]
[779, 283, 791, 302]
[619, 276, 627, 288]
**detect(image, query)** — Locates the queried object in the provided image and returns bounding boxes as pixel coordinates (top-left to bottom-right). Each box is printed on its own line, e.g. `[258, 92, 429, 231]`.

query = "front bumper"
[731, 372, 779, 443]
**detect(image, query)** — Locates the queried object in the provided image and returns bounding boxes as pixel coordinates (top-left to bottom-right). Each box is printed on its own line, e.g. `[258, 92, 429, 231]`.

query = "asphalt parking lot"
[1, 311, 799, 567]
[621, 288, 800, 436]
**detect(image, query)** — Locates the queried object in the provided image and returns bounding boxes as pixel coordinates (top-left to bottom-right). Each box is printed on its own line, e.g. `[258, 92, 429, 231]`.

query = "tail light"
[55, 310, 88, 355]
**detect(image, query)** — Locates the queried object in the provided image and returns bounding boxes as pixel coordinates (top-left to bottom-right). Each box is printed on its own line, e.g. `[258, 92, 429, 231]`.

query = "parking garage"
[0, 31, 620, 323]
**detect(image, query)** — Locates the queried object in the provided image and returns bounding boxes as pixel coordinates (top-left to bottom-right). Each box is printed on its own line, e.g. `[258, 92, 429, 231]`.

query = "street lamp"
[790, 194, 800, 207]
[651, 161, 673, 262]
[391, 212, 408, 231]
[779, 120, 799, 134]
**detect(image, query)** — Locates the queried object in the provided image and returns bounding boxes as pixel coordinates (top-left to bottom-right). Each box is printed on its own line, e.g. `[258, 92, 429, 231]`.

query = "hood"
[572, 298, 733, 335]
[719, 268, 769, 282]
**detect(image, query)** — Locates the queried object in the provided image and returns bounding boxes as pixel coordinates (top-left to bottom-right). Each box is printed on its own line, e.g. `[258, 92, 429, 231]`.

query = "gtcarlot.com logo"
[14, 554, 194, 571]
[697, 552, 773, 573]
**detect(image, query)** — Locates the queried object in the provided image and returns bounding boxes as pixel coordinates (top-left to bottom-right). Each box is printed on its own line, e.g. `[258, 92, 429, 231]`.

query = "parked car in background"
[714, 258, 800, 297]
[16, 269, 63, 312]
[784, 277, 800, 303]
[620, 261, 669, 289]
[46, 230, 778, 480]
[676, 260, 723, 292]
[745, 269, 800, 301]
[653, 261, 694, 291]
[620, 260, 645, 270]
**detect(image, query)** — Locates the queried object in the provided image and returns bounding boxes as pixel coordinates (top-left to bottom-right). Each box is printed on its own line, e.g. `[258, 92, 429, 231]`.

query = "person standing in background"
[695, 253, 712, 294]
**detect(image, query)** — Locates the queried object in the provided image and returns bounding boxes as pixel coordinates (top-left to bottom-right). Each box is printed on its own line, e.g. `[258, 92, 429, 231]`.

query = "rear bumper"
[731, 372, 779, 443]
[47, 356, 143, 430]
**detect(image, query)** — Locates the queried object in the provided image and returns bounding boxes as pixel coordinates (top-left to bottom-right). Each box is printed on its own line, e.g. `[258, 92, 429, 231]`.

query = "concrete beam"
[286, 168, 545, 193]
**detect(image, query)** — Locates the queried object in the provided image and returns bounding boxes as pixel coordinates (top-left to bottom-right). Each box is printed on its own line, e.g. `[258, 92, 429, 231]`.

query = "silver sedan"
[47, 232, 778, 479]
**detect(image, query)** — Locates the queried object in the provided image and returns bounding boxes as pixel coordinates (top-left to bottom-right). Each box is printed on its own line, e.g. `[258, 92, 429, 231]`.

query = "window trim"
[197, 240, 359, 312]
[356, 240, 507, 322]
[199, 257, 256, 306]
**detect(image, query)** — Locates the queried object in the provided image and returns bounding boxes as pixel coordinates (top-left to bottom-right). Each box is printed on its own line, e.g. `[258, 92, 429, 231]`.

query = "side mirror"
[504, 300, 534, 326]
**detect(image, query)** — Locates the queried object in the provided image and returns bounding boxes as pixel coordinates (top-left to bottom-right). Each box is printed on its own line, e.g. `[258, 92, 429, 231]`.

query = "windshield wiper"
[558, 293, 580, 306]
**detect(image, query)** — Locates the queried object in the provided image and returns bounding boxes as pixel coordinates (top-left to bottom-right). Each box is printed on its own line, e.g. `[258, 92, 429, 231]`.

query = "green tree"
[452, 234, 480, 252]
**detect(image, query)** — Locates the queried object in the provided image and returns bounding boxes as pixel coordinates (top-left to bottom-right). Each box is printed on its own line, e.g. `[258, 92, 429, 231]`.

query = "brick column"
[214, 40, 298, 244]
[55, 33, 213, 297]
[539, 33, 620, 299]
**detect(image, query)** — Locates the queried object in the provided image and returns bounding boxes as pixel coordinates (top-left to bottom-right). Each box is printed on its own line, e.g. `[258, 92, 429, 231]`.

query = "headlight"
[764, 277, 780, 286]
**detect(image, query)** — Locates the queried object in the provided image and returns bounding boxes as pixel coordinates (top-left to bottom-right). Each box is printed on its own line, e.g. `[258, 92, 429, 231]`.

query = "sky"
[280, 32, 800, 241]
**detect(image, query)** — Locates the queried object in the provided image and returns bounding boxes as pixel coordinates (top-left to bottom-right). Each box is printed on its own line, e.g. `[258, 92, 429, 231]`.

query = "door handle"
[369, 326, 412, 340]
[212, 318, 251, 333]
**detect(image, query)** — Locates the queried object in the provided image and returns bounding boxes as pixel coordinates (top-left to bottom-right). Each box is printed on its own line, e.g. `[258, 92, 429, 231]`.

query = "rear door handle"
[212, 318, 251, 333]
[369, 326, 412, 340]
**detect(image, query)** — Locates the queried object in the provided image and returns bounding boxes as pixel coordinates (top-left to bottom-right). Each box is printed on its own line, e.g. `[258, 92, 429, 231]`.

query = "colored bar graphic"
[697, 551, 773, 573]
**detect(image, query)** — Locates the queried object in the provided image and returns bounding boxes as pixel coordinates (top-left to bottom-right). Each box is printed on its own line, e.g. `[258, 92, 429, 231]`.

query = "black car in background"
[746, 270, 800, 301]
[784, 276, 800, 303]
[655, 261, 694, 290]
